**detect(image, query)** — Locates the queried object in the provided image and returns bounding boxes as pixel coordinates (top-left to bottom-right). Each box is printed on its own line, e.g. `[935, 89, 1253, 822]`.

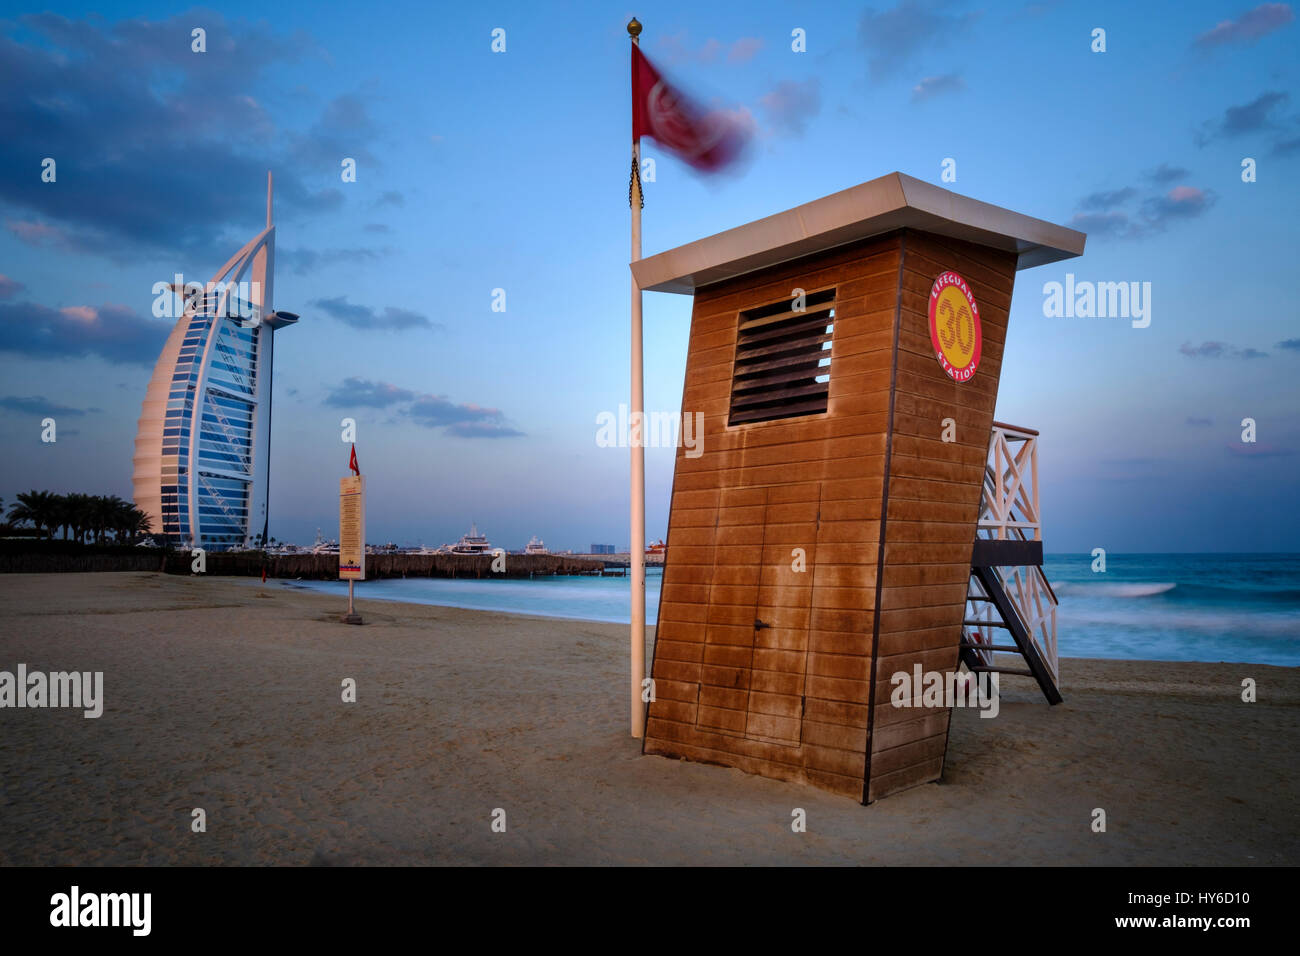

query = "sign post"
[339, 470, 365, 625]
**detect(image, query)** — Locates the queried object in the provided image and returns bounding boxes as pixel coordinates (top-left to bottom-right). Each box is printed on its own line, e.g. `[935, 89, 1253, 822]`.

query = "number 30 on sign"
[927, 270, 982, 382]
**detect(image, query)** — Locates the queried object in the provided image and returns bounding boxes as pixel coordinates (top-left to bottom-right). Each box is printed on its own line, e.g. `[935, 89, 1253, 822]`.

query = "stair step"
[969, 562, 1063, 705]
[967, 665, 1035, 677]
[960, 642, 1020, 652]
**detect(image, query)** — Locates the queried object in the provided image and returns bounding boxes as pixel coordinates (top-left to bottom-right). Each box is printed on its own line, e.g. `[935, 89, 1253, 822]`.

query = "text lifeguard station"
[634, 173, 1084, 803]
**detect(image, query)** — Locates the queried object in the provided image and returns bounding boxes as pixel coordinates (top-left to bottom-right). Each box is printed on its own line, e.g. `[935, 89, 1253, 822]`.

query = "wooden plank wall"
[642, 227, 1018, 805]
[644, 233, 901, 800]
[866, 230, 1018, 801]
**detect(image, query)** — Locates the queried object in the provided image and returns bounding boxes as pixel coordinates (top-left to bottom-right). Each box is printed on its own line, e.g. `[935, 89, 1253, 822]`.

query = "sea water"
[289, 554, 1300, 666]
[1045, 553, 1299, 666]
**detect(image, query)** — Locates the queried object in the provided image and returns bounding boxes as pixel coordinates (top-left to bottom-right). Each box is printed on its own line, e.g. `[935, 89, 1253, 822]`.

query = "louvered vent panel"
[727, 289, 835, 426]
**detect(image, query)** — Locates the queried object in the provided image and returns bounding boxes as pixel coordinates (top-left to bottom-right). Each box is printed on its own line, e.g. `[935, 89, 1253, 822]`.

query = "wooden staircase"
[962, 423, 1062, 705]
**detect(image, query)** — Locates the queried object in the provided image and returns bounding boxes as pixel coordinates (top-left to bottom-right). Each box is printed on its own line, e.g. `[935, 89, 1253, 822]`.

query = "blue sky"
[0, 0, 1297, 552]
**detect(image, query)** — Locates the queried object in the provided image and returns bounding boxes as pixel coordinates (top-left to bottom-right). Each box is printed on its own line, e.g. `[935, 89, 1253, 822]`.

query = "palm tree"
[7, 490, 57, 539]
[113, 500, 152, 544]
[68, 493, 97, 543]
[45, 493, 68, 540]
[88, 495, 124, 544]
[47, 494, 69, 541]
[6, 492, 33, 535]
[6, 491, 156, 545]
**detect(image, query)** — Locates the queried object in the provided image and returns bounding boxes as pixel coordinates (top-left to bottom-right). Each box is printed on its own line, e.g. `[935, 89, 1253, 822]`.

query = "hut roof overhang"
[630, 171, 1086, 296]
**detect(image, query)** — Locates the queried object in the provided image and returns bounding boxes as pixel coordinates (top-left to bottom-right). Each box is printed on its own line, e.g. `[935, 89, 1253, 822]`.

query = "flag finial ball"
[627, 18, 642, 37]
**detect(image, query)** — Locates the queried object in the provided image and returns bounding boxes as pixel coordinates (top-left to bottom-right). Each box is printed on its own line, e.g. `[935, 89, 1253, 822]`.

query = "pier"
[570, 551, 666, 571]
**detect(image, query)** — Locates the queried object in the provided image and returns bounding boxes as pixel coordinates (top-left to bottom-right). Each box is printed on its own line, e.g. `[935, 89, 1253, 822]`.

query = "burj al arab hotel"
[133, 174, 298, 551]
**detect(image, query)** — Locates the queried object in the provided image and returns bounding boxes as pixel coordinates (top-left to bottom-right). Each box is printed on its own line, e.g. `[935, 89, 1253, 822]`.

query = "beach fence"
[633, 173, 1083, 803]
[0, 545, 606, 580]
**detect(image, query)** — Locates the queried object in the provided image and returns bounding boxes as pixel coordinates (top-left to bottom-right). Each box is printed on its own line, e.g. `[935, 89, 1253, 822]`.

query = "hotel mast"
[132, 174, 298, 551]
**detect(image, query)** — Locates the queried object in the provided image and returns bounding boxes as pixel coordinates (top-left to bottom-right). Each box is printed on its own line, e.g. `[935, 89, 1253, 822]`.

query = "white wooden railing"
[980, 421, 1040, 541]
[965, 422, 1059, 683]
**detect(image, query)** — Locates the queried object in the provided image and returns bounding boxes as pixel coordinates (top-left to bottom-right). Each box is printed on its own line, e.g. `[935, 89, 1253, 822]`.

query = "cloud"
[277, 246, 386, 276]
[1078, 187, 1136, 211]
[0, 300, 169, 364]
[911, 73, 966, 102]
[729, 37, 763, 62]
[1019, 0, 1064, 15]
[375, 191, 404, 207]
[0, 13, 355, 261]
[408, 396, 499, 427]
[323, 377, 415, 408]
[1273, 134, 1300, 155]
[1194, 3, 1294, 49]
[0, 395, 89, 416]
[654, 32, 763, 66]
[1276, 338, 1300, 350]
[1226, 441, 1292, 458]
[1072, 184, 1216, 239]
[288, 93, 382, 168]
[759, 79, 821, 136]
[445, 421, 527, 439]
[655, 31, 705, 64]
[859, 1, 981, 81]
[1140, 185, 1217, 225]
[1098, 456, 1157, 467]
[406, 394, 526, 438]
[312, 295, 439, 331]
[322, 378, 525, 437]
[1185, 416, 1214, 426]
[1196, 91, 1289, 144]
[0, 274, 23, 300]
[311, 296, 371, 326]
[1179, 340, 1268, 359]
[6, 220, 68, 246]
[363, 223, 390, 234]
[1144, 163, 1188, 184]
[380, 307, 435, 330]
[1068, 210, 1130, 238]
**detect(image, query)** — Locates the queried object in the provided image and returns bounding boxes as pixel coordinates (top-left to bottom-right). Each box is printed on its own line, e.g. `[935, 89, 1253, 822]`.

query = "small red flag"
[631, 44, 746, 171]
[348, 443, 359, 476]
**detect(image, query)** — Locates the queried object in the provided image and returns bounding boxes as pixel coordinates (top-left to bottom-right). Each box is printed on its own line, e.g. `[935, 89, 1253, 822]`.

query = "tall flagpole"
[628, 16, 646, 739]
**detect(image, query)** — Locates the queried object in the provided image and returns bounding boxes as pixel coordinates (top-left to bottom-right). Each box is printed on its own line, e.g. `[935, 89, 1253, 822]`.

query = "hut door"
[695, 488, 768, 739]
[695, 485, 817, 748]
[744, 485, 818, 747]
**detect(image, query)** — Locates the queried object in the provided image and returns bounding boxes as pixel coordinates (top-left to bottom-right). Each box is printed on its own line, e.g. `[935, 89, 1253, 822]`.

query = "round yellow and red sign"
[927, 271, 981, 382]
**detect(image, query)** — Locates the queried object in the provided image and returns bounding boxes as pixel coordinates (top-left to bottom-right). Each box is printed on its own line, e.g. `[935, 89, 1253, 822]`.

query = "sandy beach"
[0, 571, 1295, 866]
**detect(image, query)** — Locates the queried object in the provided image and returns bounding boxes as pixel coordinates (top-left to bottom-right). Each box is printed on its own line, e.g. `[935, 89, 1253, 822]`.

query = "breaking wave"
[1053, 582, 1177, 598]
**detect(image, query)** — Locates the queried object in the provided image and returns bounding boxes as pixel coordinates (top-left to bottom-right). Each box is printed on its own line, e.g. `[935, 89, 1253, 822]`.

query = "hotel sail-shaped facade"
[133, 175, 297, 550]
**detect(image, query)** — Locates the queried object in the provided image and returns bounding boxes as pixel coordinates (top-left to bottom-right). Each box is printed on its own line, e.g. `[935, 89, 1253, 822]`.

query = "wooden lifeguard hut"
[634, 172, 1085, 803]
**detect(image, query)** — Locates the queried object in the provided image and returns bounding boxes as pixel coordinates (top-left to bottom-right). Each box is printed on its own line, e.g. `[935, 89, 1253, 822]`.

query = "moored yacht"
[447, 522, 492, 555]
[311, 528, 339, 554]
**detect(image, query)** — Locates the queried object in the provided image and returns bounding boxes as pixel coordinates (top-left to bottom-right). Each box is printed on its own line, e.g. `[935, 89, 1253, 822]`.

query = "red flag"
[631, 44, 746, 171]
[348, 443, 359, 476]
